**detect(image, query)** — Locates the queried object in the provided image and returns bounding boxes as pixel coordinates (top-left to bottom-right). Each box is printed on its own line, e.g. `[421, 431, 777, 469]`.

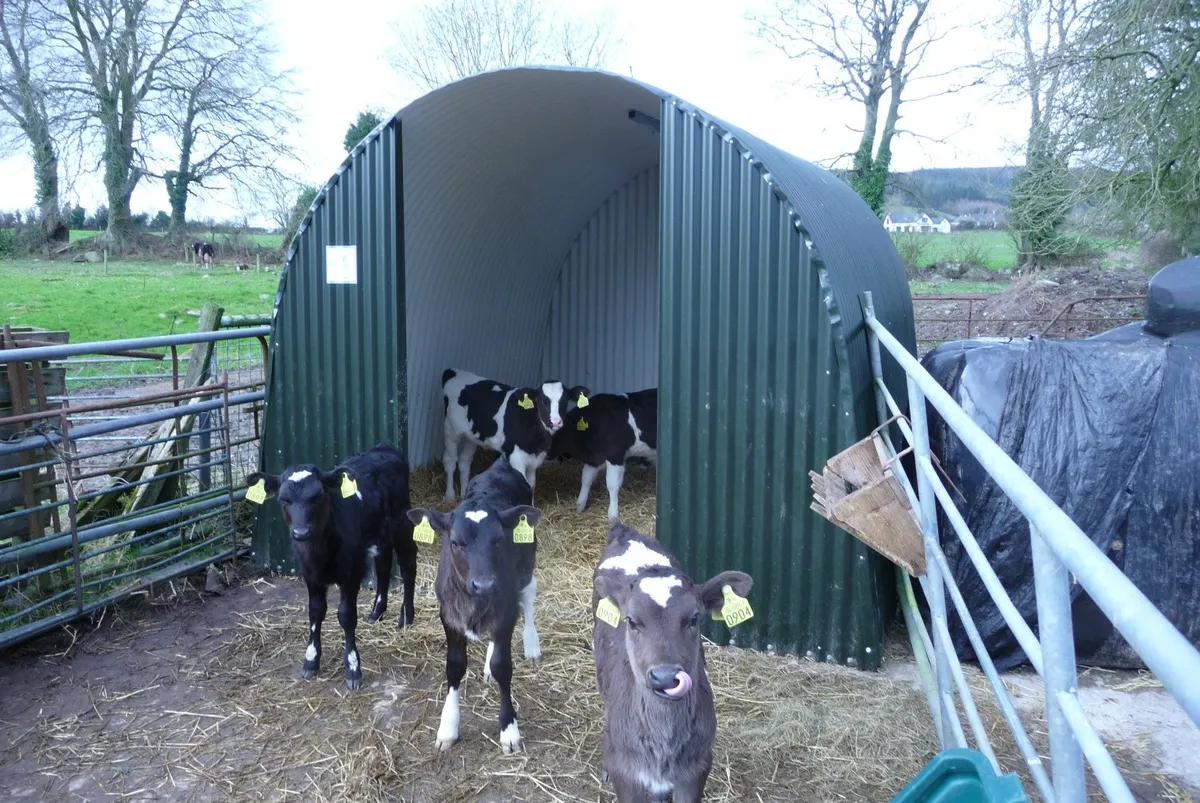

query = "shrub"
[893, 232, 926, 271]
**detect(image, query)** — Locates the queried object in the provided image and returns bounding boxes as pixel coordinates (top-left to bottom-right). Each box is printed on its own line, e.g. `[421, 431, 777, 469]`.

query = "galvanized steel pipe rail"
[861, 291, 1199, 803]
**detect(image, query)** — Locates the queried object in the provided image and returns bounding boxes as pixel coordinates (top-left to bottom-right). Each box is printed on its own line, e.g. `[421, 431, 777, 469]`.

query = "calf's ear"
[246, 472, 281, 495]
[319, 466, 354, 487]
[593, 571, 631, 605]
[697, 571, 754, 612]
[407, 508, 451, 533]
[498, 504, 541, 531]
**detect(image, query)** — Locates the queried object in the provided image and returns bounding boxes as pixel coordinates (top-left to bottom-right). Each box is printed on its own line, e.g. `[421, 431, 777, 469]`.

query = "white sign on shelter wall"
[325, 245, 358, 285]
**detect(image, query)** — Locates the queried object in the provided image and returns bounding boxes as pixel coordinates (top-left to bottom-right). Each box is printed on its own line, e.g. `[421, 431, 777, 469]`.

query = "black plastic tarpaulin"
[921, 335, 1200, 670]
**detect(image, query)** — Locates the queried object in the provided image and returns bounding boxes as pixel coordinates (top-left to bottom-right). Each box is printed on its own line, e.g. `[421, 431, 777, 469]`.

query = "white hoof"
[576, 499, 587, 513]
[484, 641, 495, 685]
[500, 721, 521, 754]
[523, 630, 541, 662]
[435, 735, 457, 751]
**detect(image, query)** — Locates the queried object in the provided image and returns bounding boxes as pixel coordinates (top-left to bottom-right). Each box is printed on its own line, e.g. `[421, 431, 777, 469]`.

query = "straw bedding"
[11, 459, 1169, 801]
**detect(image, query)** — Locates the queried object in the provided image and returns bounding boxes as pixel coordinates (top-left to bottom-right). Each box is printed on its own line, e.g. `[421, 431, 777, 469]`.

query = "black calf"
[408, 455, 542, 753]
[246, 442, 417, 690]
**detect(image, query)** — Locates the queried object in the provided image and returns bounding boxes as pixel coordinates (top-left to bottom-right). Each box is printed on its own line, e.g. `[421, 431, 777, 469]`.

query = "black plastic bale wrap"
[1145, 256, 1200, 337]
[920, 336, 1200, 670]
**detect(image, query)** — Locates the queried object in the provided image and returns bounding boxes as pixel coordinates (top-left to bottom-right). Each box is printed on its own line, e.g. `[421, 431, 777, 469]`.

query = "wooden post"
[103, 248, 108, 275]
[256, 253, 260, 272]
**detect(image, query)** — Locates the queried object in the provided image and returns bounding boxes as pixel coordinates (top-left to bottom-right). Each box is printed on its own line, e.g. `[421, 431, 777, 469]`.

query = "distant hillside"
[888, 167, 1018, 210]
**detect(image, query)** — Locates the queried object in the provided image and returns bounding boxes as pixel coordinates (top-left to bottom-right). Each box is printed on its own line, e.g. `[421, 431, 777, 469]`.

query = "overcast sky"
[0, 0, 1026, 224]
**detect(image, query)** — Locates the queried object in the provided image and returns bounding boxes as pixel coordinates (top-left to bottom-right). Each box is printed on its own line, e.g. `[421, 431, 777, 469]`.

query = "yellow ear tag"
[576, 418, 588, 432]
[340, 473, 358, 499]
[512, 514, 535, 544]
[711, 585, 754, 627]
[576, 393, 589, 408]
[413, 516, 436, 544]
[517, 394, 534, 410]
[595, 597, 621, 628]
[245, 479, 267, 505]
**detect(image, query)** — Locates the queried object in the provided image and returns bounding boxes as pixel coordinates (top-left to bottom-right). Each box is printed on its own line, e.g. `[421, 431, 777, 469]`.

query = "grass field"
[890, 229, 1133, 271]
[2, 259, 279, 341]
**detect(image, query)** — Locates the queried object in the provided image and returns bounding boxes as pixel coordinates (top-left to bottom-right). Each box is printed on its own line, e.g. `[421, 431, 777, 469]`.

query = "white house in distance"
[883, 211, 952, 234]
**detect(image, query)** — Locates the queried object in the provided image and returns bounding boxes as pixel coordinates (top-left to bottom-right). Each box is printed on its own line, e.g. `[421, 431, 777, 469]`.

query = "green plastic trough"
[892, 749, 1029, 803]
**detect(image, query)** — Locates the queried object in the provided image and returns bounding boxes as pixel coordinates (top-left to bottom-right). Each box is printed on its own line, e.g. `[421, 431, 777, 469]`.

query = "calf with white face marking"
[441, 368, 589, 501]
[409, 456, 542, 754]
[555, 389, 656, 520]
[592, 524, 753, 802]
[245, 443, 417, 690]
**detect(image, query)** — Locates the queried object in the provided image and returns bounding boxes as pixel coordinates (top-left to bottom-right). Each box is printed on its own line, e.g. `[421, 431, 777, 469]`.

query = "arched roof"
[281, 65, 912, 464]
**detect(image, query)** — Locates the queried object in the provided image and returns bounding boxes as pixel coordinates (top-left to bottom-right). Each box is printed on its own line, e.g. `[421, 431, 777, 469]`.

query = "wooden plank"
[6, 328, 69, 346]
[0, 366, 66, 407]
[182, 303, 225, 388]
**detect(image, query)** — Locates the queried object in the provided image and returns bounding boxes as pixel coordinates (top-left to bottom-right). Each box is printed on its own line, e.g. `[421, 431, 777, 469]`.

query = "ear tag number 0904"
[711, 585, 754, 627]
[413, 516, 436, 544]
[512, 514, 535, 544]
[595, 597, 621, 628]
[245, 479, 267, 505]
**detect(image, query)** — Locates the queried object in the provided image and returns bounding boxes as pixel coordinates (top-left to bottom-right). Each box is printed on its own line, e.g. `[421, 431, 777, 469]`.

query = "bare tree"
[148, 4, 298, 233]
[997, 0, 1085, 268]
[0, 0, 73, 241]
[1069, 0, 1200, 252]
[38, 0, 207, 245]
[750, 0, 970, 216]
[252, 169, 305, 233]
[389, 0, 622, 93]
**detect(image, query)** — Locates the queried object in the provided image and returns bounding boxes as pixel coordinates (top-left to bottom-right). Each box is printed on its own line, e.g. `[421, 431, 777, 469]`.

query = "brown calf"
[591, 523, 753, 801]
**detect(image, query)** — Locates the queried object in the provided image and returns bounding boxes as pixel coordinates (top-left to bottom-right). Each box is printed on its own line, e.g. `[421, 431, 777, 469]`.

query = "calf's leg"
[337, 583, 362, 690]
[394, 524, 418, 629]
[456, 440, 478, 500]
[367, 538, 392, 624]
[575, 463, 600, 512]
[520, 576, 541, 661]
[437, 624, 469, 750]
[605, 461, 626, 521]
[442, 427, 460, 501]
[489, 629, 522, 753]
[675, 772, 710, 803]
[303, 582, 327, 678]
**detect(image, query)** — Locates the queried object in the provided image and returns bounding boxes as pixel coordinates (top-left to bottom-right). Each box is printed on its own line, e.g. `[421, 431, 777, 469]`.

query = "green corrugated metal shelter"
[253, 67, 916, 669]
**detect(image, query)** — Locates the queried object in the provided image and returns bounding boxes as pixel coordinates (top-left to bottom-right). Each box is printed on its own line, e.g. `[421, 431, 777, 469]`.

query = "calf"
[591, 524, 753, 802]
[555, 389, 656, 520]
[245, 442, 418, 690]
[408, 456, 542, 753]
[192, 241, 215, 265]
[441, 368, 589, 501]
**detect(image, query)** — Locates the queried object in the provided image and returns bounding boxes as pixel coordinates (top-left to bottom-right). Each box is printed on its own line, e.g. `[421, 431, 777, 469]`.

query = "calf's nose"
[291, 527, 311, 540]
[470, 577, 496, 595]
[647, 664, 685, 691]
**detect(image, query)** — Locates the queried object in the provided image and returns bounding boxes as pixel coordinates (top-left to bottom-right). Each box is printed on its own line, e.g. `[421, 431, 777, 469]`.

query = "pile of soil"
[915, 267, 1150, 354]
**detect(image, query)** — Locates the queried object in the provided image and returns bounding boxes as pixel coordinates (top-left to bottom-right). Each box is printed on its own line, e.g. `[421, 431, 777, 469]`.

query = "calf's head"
[520, 381, 590, 434]
[407, 504, 542, 595]
[245, 465, 358, 542]
[595, 566, 753, 701]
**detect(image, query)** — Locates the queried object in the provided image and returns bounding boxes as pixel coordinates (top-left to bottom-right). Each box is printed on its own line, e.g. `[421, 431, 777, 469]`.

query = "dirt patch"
[914, 266, 1151, 355]
[1, 462, 1191, 801]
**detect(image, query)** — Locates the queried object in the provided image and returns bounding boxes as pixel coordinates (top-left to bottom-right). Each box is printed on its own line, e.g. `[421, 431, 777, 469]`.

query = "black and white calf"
[192, 241, 215, 265]
[441, 368, 589, 500]
[408, 456, 542, 753]
[245, 442, 418, 690]
[555, 389, 656, 520]
[592, 524, 753, 802]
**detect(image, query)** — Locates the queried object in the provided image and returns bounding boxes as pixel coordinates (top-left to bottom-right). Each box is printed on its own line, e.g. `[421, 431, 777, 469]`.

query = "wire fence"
[0, 324, 269, 649]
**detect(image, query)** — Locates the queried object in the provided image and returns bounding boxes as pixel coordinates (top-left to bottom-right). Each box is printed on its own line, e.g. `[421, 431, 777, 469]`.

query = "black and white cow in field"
[245, 442, 418, 690]
[591, 524, 753, 802]
[408, 456, 543, 753]
[441, 368, 590, 501]
[192, 241, 215, 265]
[554, 389, 656, 521]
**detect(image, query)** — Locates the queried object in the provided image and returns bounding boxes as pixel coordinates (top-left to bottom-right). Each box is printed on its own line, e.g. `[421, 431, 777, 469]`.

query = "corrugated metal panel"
[541, 166, 659, 391]
[657, 102, 894, 669]
[252, 120, 405, 573]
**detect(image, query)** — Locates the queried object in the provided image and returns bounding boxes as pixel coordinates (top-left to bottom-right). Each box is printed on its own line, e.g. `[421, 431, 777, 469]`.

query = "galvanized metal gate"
[861, 292, 1200, 802]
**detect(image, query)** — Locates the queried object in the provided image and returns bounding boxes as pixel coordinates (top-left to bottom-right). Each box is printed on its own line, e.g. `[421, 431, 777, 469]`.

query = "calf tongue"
[664, 670, 693, 697]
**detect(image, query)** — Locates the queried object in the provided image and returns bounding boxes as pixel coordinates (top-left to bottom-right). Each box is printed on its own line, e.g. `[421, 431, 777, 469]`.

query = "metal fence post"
[1032, 524, 1086, 802]
[908, 376, 959, 748]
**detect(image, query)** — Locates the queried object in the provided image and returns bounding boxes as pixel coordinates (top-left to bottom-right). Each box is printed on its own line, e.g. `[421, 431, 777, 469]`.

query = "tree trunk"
[102, 122, 140, 246]
[28, 118, 65, 242]
[167, 133, 193, 232]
